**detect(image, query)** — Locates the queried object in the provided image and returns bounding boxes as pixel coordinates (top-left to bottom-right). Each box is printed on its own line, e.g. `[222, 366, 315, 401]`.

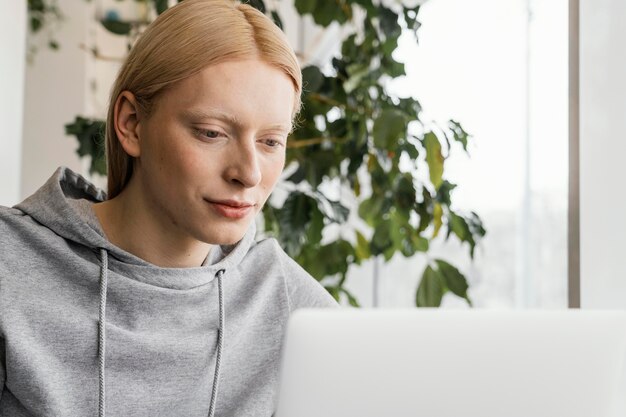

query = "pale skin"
[93, 59, 296, 268]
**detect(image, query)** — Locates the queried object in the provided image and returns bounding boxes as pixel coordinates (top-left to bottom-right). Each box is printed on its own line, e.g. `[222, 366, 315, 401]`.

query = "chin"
[196, 226, 248, 246]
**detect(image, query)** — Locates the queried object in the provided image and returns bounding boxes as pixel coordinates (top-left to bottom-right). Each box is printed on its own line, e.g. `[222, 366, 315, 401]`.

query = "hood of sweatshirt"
[15, 166, 256, 285]
[14, 166, 255, 417]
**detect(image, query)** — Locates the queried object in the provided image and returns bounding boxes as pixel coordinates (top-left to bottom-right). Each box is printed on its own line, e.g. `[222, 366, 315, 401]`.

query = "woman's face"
[132, 59, 295, 245]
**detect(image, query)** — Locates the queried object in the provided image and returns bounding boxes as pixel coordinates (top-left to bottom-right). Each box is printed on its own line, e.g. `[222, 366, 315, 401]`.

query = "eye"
[193, 128, 224, 140]
[260, 137, 285, 149]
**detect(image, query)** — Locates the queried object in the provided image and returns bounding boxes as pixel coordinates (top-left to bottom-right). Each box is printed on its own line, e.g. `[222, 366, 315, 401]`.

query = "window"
[345, 0, 568, 308]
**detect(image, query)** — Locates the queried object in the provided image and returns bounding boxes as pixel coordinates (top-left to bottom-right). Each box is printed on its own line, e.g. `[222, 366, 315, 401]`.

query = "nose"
[224, 136, 262, 188]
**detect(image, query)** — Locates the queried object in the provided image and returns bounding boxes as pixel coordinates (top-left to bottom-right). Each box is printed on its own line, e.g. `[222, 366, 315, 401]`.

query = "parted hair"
[105, 0, 302, 198]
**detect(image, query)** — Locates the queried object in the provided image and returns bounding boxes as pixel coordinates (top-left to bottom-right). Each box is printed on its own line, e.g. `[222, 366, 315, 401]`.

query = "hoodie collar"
[15, 167, 256, 290]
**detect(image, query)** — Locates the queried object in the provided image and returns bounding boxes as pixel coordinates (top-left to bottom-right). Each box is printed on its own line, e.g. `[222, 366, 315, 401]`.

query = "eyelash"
[263, 138, 283, 148]
[193, 128, 224, 140]
[193, 128, 284, 148]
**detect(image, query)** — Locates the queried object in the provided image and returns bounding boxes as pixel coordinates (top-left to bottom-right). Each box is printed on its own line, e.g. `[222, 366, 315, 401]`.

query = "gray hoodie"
[0, 167, 337, 417]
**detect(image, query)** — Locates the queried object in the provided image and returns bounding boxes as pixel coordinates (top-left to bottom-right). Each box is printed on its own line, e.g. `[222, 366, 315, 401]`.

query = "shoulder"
[0, 204, 26, 223]
[0, 205, 32, 289]
[0, 204, 57, 246]
[248, 237, 339, 311]
[0, 205, 29, 245]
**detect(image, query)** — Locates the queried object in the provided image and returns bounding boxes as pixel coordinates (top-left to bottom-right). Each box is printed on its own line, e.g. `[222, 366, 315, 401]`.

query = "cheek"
[148, 129, 200, 175]
[261, 155, 285, 191]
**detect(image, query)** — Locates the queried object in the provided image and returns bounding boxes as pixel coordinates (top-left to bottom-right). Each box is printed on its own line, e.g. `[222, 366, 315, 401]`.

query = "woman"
[0, 1, 337, 416]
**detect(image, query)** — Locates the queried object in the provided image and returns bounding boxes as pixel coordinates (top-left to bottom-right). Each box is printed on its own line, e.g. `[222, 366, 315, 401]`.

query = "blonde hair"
[105, 0, 302, 198]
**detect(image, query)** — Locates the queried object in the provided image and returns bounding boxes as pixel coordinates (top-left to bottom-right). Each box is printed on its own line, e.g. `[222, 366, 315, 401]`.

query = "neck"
[93, 177, 212, 268]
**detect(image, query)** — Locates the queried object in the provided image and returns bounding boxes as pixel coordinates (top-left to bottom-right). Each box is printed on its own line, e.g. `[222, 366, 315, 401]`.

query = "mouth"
[205, 199, 256, 219]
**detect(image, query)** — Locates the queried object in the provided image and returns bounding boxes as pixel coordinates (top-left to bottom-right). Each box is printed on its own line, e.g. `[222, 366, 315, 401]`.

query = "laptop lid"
[275, 309, 626, 417]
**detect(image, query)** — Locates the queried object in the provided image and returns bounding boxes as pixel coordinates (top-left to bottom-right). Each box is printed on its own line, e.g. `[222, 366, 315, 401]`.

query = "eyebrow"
[181, 108, 293, 133]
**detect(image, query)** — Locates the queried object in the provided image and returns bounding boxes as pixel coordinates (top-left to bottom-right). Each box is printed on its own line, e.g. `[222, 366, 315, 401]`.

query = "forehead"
[158, 59, 296, 129]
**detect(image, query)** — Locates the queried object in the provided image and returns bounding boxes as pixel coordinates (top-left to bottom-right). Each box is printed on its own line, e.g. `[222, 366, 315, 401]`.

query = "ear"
[113, 91, 142, 158]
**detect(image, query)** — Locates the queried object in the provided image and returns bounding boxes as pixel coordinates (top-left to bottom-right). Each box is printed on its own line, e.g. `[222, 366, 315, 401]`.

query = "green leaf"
[403, 5, 422, 33]
[292, 148, 339, 187]
[449, 119, 470, 152]
[368, 155, 391, 194]
[327, 199, 350, 223]
[328, 118, 348, 138]
[48, 40, 59, 50]
[341, 34, 359, 58]
[353, 176, 361, 197]
[399, 140, 419, 161]
[324, 286, 340, 302]
[306, 205, 324, 246]
[381, 57, 405, 77]
[297, 246, 326, 280]
[397, 98, 422, 120]
[411, 233, 429, 252]
[344, 63, 370, 93]
[358, 196, 383, 227]
[381, 36, 399, 55]
[373, 109, 408, 149]
[262, 205, 280, 237]
[416, 265, 445, 307]
[65, 116, 106, 175]
[312, 0, 347, 26]
[355, 230, 371, 261]
[388, 217, 405, 258]
[276, 191, 319, 257]
[397, 224, 428, 257]
[371, 219, 393, 255]
[309, 191, 349, 223]
[286, 164, 306, 184]
[435, 259, 472, 306]
[247, 0, 266, 14]
[432, 203, 443, 238]
[100, 19, 132, 35]
[447, 212, 470, 240]
[295, 0, 317, 15]
[447, 212, 477, 258]
[400, 236, 415, 257]
[416, 189, 433, 233]
[340, 288, 360, 307]
[378, 6, 401, 38]
[302, 66, 325, 93]
[467, 211, 487, 239]
[436, 180, 457, 207]
[393, 174, 416, 210]
[28, 0, 45, 13]
[350, 0, 376, 14]
[271, 10, 283, 29]
[317, 240, 354, 276]
[423, 132, 444, 189]
[30, 16, 42, 33]
[153, 0, 168, 14]
[382, 244, 395, 262]
[92, 153, 107, 176]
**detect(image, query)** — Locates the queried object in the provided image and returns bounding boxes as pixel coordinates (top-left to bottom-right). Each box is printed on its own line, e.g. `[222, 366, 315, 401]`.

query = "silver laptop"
[275, 309, 626, 417]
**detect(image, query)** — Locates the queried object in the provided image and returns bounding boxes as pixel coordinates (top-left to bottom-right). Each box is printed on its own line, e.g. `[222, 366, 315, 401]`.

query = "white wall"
[580, 0, 626, 308]
[20, 0, 89, 199]
[0, 0, 26, 206]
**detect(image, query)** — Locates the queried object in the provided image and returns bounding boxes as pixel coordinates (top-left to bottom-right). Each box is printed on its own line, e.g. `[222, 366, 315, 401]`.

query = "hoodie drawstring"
[208, 268, 226, 417]
[98, 248, 108, 417]
[97, 250, 226, 417]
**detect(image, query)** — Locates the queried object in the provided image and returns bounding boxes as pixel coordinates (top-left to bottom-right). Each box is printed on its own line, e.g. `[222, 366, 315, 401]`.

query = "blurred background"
[1, 0, 623, 310]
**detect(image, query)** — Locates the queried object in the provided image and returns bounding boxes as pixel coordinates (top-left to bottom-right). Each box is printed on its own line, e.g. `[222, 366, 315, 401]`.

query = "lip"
[205, 199, 255, 219]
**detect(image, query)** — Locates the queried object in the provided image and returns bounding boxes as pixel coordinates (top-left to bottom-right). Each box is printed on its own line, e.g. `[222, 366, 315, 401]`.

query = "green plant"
[26, 0, 63, 58]
[34, 0, 486, 307]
